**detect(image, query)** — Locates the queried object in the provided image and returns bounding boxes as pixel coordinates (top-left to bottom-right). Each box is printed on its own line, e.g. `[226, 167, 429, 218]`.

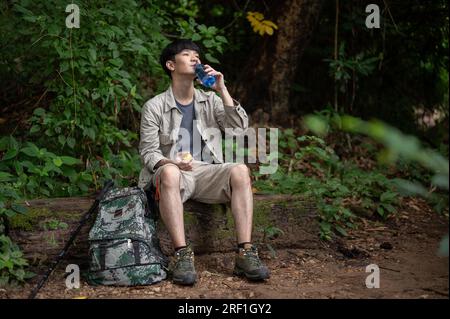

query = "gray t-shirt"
[175, 100, 205, 161]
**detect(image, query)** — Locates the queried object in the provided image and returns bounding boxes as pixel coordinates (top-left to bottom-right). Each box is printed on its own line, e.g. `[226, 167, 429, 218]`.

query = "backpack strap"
[99, 243, 107, 271]
[132, 241, 141, 265]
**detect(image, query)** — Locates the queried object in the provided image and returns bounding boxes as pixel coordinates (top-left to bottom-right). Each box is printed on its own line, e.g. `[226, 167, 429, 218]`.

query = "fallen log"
[10, 194, 319, 269]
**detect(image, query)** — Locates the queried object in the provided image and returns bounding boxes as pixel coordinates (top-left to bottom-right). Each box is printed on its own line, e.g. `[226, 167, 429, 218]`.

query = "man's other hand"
[175, 152, 193, 171]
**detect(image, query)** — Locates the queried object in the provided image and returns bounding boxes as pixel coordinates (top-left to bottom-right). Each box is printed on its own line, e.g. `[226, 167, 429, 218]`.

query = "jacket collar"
[163, 85, 207, 113]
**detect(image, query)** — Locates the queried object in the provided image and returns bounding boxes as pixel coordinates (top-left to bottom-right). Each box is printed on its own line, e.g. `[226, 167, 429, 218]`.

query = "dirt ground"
[1, 197, 448, 299]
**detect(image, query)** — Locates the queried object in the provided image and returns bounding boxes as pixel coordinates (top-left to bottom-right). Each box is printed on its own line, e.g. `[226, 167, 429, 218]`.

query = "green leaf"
[0, 137, 9, 151]
[198, 24, 207, 33]
[30, 125, 40, 134]
[376, 206, 385, 216]
[382, 203, 396, 213]
[60, 156, 81, 166]
[216, 35, 227, 43]
[2, 148, 18, 161]
[207, 26, 218, 34]
[53, 157, 63, 167]
[84, 128, 96, 140]
[91, 92, 100, 100]
[99, 8, 114, 15]
[20, 160, 37, 171]
[110, 25, 125, 37]
[114, 86, 127, 97]
[20, 145, 40, 157]
[110, 58, 123, 67]
[203, 39, 214, 48]
[431, 174, 449, 190]
[334, 225, 348, 236]
[13, 4, 34, 16]
[42, 150, 56, 159]
[0, 172, 14, 182]
[303, 115, 328, 137]
[205, 53, 219, 64]
[58, 135, 66, 146]
[4, 209, 17, 218]
[120, 78, 133, 89]
[33, 108, 45, 116]
[77, 181, 89, 193]
[66, 137, 76, 149]
[88, 48, 97, 62]
[393, 178, 429, 197]
[11, 203, 27, 215]
[380, 191, 397, 203]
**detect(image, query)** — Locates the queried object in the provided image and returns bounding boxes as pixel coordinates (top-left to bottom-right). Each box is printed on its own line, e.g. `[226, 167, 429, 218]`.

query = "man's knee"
[230, 164, 251, 186]
[159, 164, 181, 188]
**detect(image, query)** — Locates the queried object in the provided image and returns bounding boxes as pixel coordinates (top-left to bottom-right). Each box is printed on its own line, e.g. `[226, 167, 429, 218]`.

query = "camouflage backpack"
[86, 186, 168, 286]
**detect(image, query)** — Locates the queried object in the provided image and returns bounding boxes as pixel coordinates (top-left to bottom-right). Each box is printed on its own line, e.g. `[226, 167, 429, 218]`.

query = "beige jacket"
[138, 86, 249, 189]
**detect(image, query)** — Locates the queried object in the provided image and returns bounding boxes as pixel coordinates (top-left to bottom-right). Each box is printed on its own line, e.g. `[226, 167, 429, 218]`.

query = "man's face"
[167, 49, 201, 78]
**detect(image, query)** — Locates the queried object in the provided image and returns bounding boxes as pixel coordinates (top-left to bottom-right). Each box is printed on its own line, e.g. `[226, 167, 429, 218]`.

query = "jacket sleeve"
[213, 93, 249, 133]
[139, 101, 167, 173]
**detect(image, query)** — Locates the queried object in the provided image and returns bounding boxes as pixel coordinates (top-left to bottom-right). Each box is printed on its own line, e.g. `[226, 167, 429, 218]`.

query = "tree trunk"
[233, 0, 324, 124]
[13, 195, 319, 268]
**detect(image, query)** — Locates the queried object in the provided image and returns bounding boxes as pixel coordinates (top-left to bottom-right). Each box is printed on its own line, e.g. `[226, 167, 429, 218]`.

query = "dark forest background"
[0, 1, 448, 285]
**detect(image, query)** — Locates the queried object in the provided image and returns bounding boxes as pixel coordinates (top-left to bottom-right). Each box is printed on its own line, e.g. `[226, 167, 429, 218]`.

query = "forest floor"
[1, 196, 448, 299]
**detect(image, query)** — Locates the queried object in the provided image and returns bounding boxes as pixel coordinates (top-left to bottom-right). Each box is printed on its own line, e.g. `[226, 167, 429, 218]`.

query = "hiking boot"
[172, 246, 197, 285]
[233, 244, 270, 281]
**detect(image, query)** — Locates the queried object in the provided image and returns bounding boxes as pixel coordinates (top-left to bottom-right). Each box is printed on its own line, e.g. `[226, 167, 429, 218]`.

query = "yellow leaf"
[251, 11, 264, 20]
[73, 296, 88, 299]
[247, 15, 259, 27]
[263, 20, 278, 29]
[246, 11, 278, 36]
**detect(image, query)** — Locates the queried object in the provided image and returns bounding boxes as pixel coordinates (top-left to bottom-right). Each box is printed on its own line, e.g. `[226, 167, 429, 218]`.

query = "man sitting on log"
[138, 39, 270, 285]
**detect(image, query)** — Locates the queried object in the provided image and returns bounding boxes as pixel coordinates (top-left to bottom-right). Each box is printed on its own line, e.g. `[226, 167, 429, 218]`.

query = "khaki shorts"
[152, 161, 245, 204]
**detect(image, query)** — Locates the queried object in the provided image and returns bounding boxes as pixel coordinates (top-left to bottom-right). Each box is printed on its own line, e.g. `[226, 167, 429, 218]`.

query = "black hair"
[159, 39, 201, 78]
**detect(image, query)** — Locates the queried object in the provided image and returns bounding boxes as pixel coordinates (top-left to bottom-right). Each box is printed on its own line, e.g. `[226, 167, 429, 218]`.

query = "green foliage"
[176, 17, 228, 64]
[285, 0, 449, 137]
[257, 225, 285, 258]
[325, 42, 380, 94]
[0, 135, 85, 197]
[41, 219, 68, 231]
[165, 0, 200, 18]
[1, 1, 229, 196]
[304, 113, 449, 248]
[0, 0, 229, 197]
[9, 208, 52, 232]
[0, 1, 230, 285]
[0, 0, 447, 283]
[305, 113, 449, 195]
[341, 115, 449, 216]
[263, 225, 285, 241]
[254, 129, 402, 240]
[0, 235, 35, 287]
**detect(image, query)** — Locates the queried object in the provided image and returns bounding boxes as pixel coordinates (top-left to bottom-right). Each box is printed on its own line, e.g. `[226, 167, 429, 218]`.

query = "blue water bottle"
[195, 64, 216, 88]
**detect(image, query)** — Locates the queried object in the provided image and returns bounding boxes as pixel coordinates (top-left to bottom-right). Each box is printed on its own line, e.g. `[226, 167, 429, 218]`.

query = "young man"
[138, 39, 269, 285]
